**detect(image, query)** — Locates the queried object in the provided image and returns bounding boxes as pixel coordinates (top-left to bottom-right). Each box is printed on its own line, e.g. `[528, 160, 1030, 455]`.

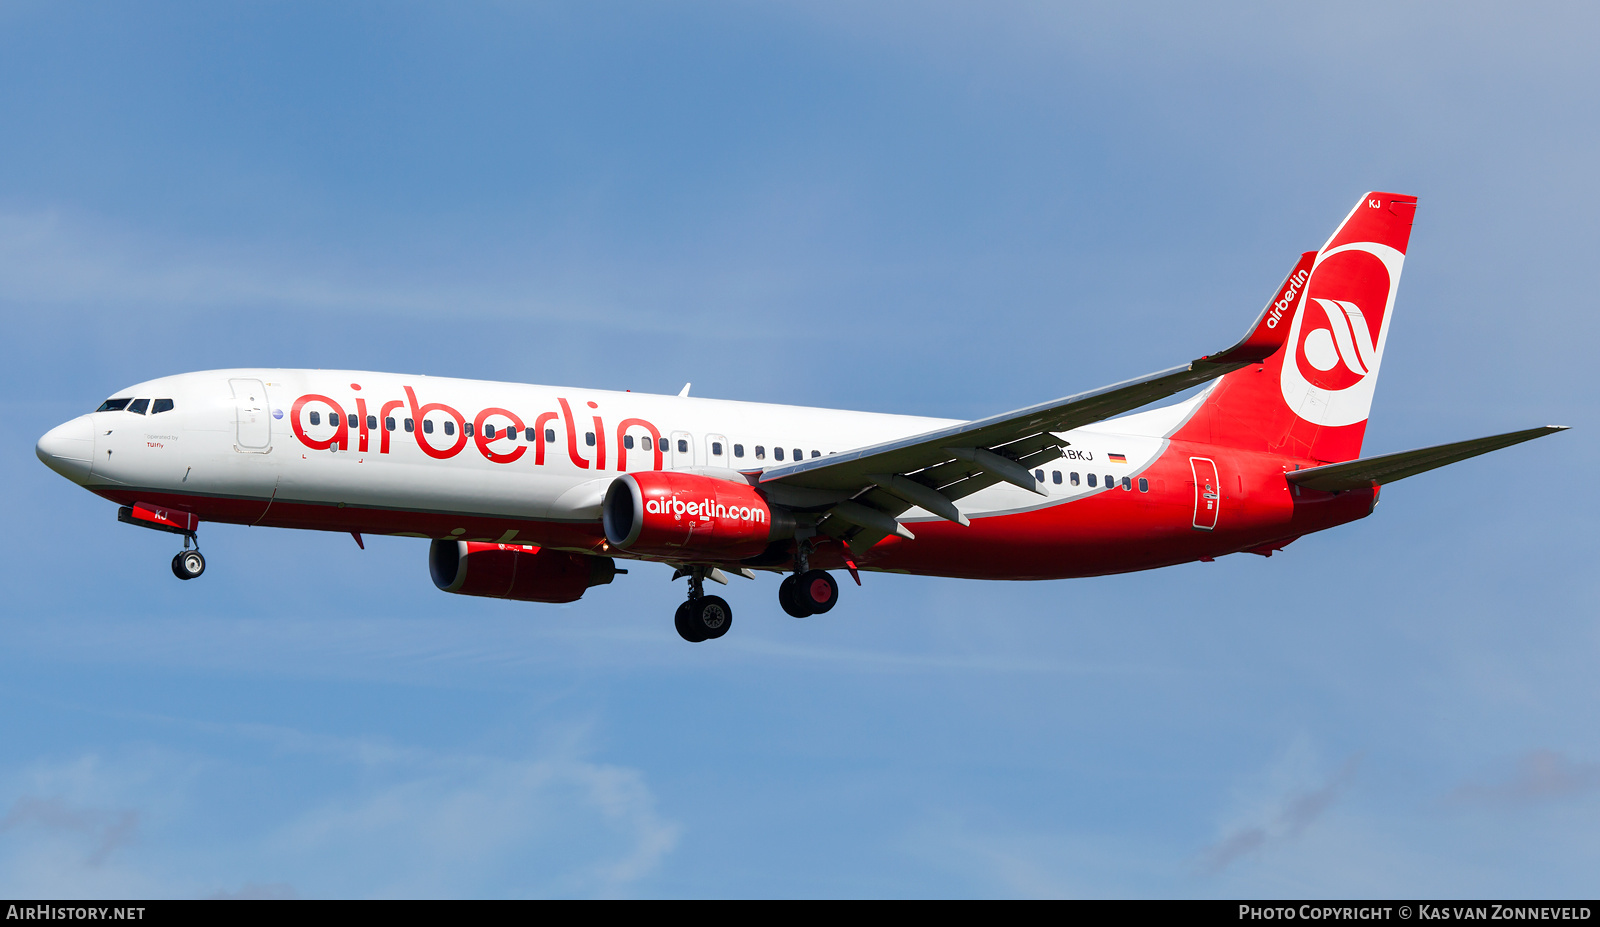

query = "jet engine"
[429, 540, 619, 604]
[603, 471, 793, 559]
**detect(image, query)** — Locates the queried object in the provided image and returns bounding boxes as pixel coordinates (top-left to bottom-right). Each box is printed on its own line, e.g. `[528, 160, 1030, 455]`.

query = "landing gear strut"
[171, 533, 205, 580]
[674, 568, 732, 643]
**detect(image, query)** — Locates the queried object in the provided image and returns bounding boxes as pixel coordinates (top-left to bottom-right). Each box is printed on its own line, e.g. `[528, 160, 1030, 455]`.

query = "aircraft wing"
[1286, 425, 1569, 493]
[756, 260, 1306, 551]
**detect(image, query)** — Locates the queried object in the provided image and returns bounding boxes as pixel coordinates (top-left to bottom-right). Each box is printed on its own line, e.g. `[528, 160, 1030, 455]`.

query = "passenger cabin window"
[443, 421, 455, 436]
[677, 439, 688, 453]
[405, 418, 414, 432]
[423, 420, 433, 434]
[96, 398, 132, 412]
[524, 427, 535, 441]
[585, 432, 595, 446]
[792, 448, 801, 461]
[1052, 471, 1062, 484]
[734, 444, 744, 458]
[386, 417, 396, 432]
[1138, 478, 1149, 492]
[641, 436, 652, 451]
[151, 399, 174, 415]
[348, 414, 358, 428]
[545, 428, 555, 443]
[1034, 469, 1044, 482]
[309, 410, 321, 426]
[755, 446, 766, 460]
[128, 398, 150, 415]
[1087, 473, 1096, 487]
[367, 415, 377, 430]
[811, 450, 820, 458]
[623, 435, 634, 450]
[774, 447, 785, 461]
[712, 442, 723, 456]
[463, 423, 473, 437]
[1105, 473, 1114, 488]
[485, 424, 497, 439]
[1122, 476, 1131, 490]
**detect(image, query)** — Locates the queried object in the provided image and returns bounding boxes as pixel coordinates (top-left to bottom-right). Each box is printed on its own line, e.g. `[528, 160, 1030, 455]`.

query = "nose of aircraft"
[36, 415, 95, 484]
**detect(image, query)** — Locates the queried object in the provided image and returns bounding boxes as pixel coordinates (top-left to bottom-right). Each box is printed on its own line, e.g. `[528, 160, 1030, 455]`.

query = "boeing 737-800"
[35, 192, 1566, 641]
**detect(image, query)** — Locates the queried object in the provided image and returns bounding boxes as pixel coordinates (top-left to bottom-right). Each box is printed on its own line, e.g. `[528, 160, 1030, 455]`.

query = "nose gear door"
[230, 378, 272, 452]
[1190, 456, 1220, 531]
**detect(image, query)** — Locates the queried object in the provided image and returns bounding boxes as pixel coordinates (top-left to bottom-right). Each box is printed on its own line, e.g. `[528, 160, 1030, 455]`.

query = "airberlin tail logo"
[1295, 297, 1377, 391]
[1279, 241, 1405, 428]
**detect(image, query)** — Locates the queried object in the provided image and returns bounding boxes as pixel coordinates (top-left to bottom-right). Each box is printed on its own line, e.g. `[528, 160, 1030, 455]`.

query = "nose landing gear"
[171, 547, 206, 580]
[170, 531, 205, 580]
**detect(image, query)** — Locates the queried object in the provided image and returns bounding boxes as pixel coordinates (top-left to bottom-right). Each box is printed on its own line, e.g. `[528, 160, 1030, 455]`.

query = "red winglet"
[1199, 251, 1316, 366]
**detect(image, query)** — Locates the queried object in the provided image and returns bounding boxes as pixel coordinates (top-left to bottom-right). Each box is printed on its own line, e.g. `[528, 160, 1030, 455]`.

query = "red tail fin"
[1177, 192, 1418, 463]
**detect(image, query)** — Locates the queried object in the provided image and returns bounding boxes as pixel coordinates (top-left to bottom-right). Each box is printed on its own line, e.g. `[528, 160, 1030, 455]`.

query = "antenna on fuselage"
[678, 383, 691, 397]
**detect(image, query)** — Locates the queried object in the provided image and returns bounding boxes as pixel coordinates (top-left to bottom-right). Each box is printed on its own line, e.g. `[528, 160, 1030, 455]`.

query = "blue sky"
[1, 2, 1597, 898]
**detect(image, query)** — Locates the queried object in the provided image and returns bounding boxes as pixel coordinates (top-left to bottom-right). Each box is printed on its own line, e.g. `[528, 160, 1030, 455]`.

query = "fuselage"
[36, 368, 1375, 580]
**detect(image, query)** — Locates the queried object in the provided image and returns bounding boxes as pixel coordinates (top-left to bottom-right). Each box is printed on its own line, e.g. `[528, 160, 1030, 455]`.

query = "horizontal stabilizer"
[1286, 425, 1569, 492]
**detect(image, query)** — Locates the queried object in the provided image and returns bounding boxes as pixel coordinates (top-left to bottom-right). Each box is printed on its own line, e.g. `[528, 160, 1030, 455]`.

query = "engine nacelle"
[429, 540, 618, 604]
[603, 471, 793, 559]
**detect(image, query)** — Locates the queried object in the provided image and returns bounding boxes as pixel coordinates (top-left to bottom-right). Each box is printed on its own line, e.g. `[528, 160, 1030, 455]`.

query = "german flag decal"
[1108, 453, 1127, 463]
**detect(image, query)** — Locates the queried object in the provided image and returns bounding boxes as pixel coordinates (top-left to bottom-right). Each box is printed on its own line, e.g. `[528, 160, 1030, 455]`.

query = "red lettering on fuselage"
[533, 411, 558, 465]
[354, 397, 370, 453]
[474, 407, 527, 464]
[379, 400, 404, 454]
[404, 386, 469, 459]
[291, 394, 348, 451]
[557, 398, 589, 469]
[615, 418, 664, 470]
[291, 388, 660, 471]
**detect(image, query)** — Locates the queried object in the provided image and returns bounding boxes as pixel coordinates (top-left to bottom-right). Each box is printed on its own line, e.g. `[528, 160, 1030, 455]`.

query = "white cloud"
[0, 733, 679, 899]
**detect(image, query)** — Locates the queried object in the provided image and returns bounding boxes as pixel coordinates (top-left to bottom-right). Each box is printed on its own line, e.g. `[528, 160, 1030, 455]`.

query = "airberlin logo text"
[290, 384, 666, 472]
[1266, 269, 1310, 329]
[645, 497, 767, 523]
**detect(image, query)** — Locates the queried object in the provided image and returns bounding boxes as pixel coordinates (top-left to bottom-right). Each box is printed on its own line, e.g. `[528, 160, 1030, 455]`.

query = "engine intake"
[603, 471, 792, 559]
[429, 540, 618, 603]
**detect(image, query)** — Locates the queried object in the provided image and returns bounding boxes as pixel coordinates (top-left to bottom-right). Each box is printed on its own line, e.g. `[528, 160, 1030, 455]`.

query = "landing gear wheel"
[171, 549, 206, 580]
[675, 596, 731, 642]
[779, 574, 812, 618]
[797, 569, 838, 614]
[695, 595, 733, 640]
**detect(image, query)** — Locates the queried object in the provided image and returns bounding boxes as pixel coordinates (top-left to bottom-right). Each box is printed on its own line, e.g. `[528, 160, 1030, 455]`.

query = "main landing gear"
[778, 538, 840, 617]
[779, 570, 838, 617]
[170, 533, 205, 580]
[674, 568, 732, 643]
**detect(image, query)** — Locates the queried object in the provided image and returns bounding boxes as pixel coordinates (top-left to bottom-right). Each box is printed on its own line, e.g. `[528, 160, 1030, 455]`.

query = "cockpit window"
[151, 399, 174, 415]
[127, 398, 150, 415]
[96, 398, 132, 412]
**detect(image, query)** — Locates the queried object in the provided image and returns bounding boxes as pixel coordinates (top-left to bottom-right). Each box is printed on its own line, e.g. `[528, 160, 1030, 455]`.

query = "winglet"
[678, 383, 691, 397]
[1196, 251, 1316, 367]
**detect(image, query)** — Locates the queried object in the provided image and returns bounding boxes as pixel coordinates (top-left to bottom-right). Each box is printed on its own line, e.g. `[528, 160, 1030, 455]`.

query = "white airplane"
[36, 192, 1565, 641]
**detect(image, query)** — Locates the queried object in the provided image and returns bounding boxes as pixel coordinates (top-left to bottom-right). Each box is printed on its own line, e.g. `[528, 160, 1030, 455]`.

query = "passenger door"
[230, 378, 272, 452]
